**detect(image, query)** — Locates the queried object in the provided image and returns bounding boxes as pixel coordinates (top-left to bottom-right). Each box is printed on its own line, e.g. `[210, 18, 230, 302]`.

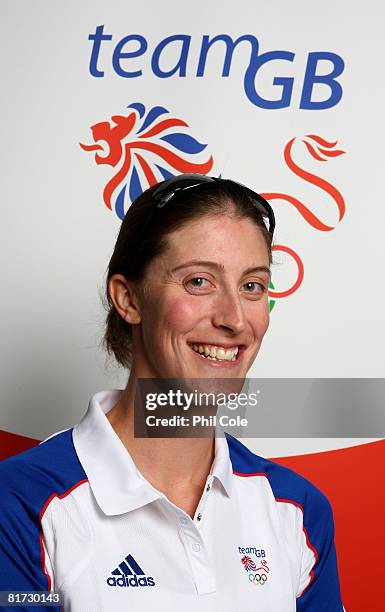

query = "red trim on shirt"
[38, 531, 51, 590]
[233, 471, 268, 478]
[275, 497, 319, 597]
[232, 471, 318, 598]
[39, 479, 89, 591]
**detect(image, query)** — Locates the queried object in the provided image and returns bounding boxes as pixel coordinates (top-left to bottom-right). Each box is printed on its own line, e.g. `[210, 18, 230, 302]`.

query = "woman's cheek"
[162, 295, 206, 330]
[247, 300, 270, 338]
[258, 304, 270, 337]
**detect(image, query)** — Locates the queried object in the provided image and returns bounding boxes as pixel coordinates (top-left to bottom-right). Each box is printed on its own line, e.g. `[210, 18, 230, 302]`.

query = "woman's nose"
[211, 290, 246, 334]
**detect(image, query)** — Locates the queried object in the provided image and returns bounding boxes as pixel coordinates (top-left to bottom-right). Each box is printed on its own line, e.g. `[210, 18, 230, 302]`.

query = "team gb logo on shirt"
[239, 546, 270, 586]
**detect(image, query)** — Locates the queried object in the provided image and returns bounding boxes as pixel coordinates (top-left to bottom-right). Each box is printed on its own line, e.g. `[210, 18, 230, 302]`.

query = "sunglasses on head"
[151, 173, 275, 237]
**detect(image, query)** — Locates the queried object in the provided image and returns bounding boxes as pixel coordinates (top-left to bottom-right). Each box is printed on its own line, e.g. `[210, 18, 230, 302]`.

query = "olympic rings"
[268, 244, 304, 298]
[248, 572, 268, 585]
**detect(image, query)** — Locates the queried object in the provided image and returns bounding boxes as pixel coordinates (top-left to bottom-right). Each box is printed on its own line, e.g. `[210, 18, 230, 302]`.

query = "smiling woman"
[101, 174, 274, 372]
[0, 174, 344, 612]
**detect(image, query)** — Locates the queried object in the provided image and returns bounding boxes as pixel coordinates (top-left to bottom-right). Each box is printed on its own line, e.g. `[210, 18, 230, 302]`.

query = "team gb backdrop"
[1, 2, 384, 610]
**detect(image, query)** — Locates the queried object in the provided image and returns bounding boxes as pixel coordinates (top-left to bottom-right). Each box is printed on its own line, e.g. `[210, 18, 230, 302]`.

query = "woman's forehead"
[170, 214, 267, 245]
[156, 215, 271, 270]
[171, 213, 263, 238]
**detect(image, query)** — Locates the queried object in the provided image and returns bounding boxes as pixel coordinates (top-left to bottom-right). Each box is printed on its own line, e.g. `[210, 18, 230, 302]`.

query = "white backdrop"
[2, 3, 385, 609]
[1, 0, 384, 455]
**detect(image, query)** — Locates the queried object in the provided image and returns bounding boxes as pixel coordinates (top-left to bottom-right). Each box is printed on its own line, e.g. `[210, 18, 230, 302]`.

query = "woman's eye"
[242, 281, 266, 296]
[187, 277, 209, 288]
[184, 277, 214, 293]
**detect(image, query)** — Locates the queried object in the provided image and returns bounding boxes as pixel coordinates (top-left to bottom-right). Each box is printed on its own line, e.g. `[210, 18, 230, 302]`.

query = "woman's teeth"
[191, 344, 239, 361]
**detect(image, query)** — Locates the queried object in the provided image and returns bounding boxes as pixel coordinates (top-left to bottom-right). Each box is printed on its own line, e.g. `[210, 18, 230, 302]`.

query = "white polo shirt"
[0, 389, 343, 611]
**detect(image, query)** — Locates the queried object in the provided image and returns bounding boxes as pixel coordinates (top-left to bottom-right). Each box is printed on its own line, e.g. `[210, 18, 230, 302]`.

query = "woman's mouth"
[188, 343, 240, 362]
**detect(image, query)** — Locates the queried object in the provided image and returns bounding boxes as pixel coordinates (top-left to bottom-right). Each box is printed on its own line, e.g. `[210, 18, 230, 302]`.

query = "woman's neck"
[106, 376, 215, 518]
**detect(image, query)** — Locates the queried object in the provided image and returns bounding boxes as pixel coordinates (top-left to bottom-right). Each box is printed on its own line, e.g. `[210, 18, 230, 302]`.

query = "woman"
[0, 174, 343, 611]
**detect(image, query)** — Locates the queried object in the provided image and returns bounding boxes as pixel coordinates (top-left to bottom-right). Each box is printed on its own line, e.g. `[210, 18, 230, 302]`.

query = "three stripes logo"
[107, 553, 156, 588]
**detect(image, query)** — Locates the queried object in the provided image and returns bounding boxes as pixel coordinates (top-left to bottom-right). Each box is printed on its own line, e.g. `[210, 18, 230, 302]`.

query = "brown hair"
[100, 179, 273, 370]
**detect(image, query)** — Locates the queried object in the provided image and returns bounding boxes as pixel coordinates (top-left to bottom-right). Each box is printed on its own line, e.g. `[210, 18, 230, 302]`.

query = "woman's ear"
[108, 275, 142, 325]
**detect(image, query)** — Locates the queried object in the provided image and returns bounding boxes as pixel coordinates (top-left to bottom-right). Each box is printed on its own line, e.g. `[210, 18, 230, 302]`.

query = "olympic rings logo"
[268, 245, 304, 299]
[248, 572, 268, 585]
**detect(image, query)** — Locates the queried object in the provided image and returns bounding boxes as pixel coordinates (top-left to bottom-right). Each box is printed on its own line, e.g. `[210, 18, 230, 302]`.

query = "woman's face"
[131, 213, 271, 380]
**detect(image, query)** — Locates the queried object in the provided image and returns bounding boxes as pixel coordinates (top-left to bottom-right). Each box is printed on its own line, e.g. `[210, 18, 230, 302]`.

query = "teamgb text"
[88, 25, 345, 110]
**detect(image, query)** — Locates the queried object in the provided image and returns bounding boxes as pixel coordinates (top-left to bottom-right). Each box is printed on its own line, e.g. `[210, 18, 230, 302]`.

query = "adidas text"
[107, 575, 155, 587]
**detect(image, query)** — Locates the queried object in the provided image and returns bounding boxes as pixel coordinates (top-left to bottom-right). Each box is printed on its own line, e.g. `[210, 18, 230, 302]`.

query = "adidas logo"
[106, 554, 156, 587]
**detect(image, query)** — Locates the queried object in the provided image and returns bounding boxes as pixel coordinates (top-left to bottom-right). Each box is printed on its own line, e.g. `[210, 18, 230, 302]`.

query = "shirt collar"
[72, 389, 233, 516]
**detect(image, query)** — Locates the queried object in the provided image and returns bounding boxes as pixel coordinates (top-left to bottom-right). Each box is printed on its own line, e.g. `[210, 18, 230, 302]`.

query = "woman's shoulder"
[226, 433, 333, 521]
[0, 429, 87, 593]
[0, 428, 87, 519]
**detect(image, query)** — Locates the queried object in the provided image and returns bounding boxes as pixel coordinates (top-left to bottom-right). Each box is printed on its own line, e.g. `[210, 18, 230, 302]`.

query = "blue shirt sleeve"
[0, 463, 60, 611]
[296, 490, 343, 611]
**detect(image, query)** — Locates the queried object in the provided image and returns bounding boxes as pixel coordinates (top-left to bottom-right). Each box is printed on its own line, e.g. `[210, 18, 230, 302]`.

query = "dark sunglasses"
[152, 173, 275, 236]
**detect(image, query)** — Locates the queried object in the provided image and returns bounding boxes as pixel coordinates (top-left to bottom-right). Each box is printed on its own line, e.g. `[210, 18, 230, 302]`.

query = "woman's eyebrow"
[170, 260, 271, 277]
